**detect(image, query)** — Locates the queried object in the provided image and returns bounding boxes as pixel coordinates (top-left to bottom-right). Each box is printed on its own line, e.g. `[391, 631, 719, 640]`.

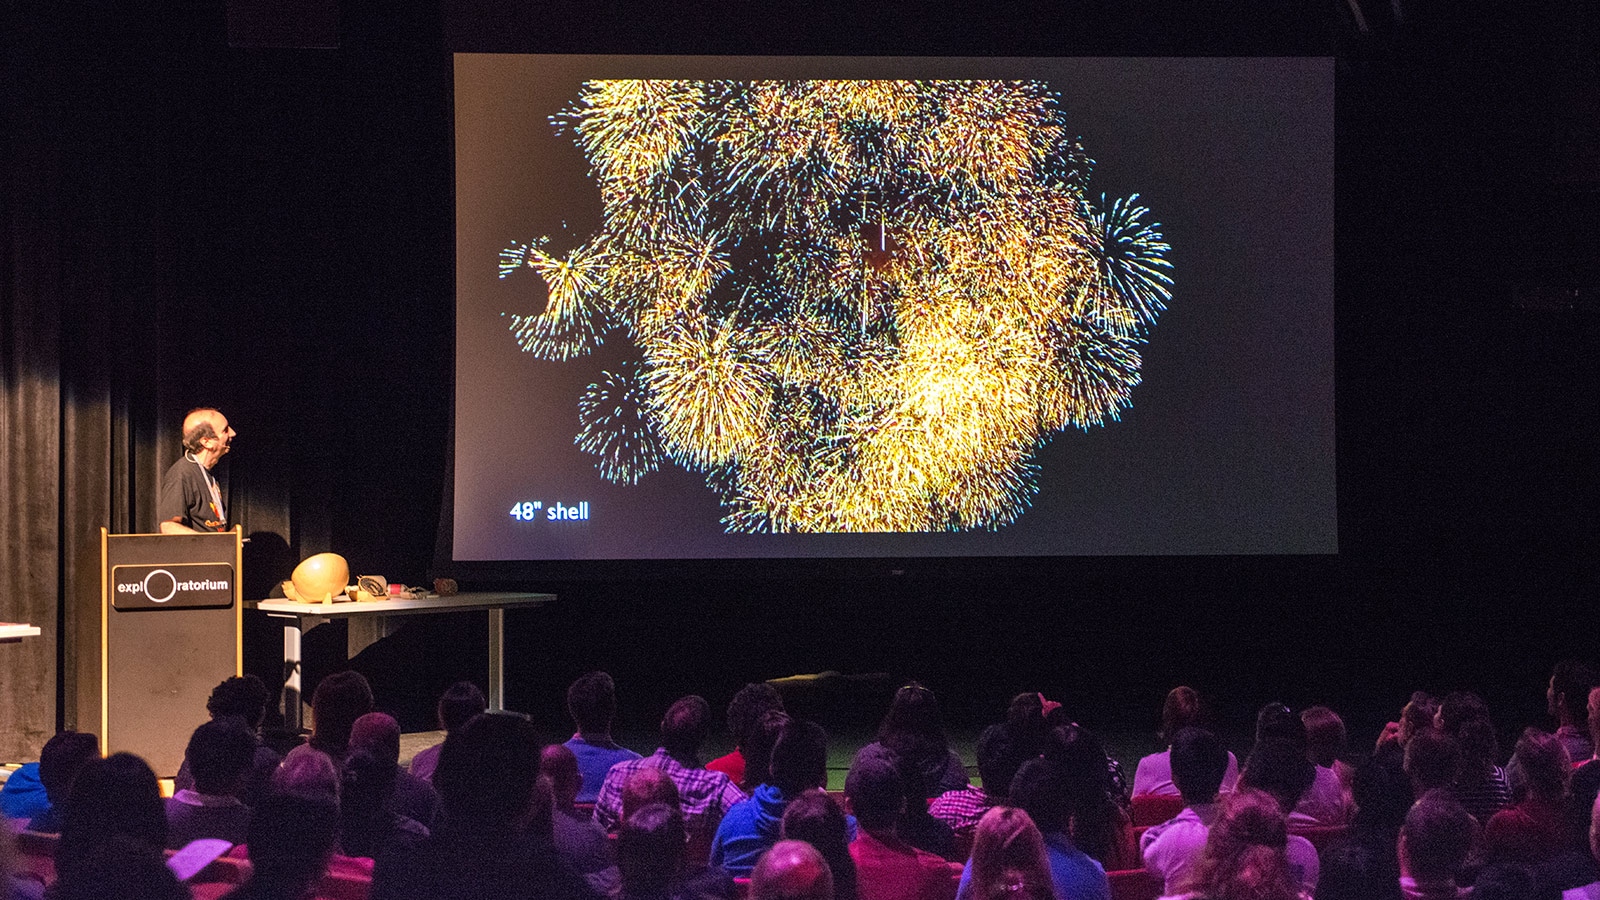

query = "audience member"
[1399, 789, 1477, 900]
[1134, 687, 1240, 798]
[307, 670, 375, 762]
[712, 718, 831, 875]
[1484, 727, 1575, 866]
[1377, 693, 1443, 768]
[861, 684, 969, 797]
[781, 790, 860, 900]
[1142, 728, 1234, 893]
[1570, 686, 1600, 837]
[1302, 705, 1356, 798]
[408, 681, 485, 784]
[930, 723, 1021, 838]
[371, 711, 593, 900]
[1405, 728, 1464, 799]
[566, 671, 643, 805]
[617, 802, 733, 900]
[750, 840, 834, 900]
[26, 731, 99, 833]
[53, 754, 169, 896]
[542, 744, 622, 899]
[166, 718, 256, 847]
[1551, 662, 1599, 764]
[1253, 703, 1349, 826]
[174, 675, 285, 807]
[1318, 842, 1403, 900]
[0, 760, 48, 825]
[275, 744, 342, 803]
[621, 768, 682, 822]
[844, 754, 949, 900]
[955, 756, 1108, 900]
[1047, 725, 1137, 870]
[349, 712, 440, 829]
[1561, 792, 1600, 899]
[1162, 789, 1311, 900]
[593, 695, 746, 844]
[1438, 690, 1514, 822]
[1239, 737, 1314, 824]
[1471, 863, 1541, 900]
[226, 789, 342, 900]
[339, 748, 430, 862]
[738, 711, 793, 806]
[1317, 750, 1413, 900]
[50, 834, 188, 900]
[708, 683, 786, 792]
[1004, 693, 1052, 759]
[965, 806, 1056, 900]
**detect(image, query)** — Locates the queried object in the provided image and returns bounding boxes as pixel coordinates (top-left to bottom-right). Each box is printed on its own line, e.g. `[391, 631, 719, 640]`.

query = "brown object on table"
[434, 578, 459, 597]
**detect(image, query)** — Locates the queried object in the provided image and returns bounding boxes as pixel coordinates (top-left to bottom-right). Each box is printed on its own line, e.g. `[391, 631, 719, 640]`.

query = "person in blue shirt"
[956, 756, 1111, 900]
[710, 718, 832, 876]
[563, 671, 641, 804]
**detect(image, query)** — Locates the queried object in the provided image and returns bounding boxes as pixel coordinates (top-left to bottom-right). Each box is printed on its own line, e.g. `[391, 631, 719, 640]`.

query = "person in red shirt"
[1483, 727, 1576, 866]
[846, 753, 956, 900]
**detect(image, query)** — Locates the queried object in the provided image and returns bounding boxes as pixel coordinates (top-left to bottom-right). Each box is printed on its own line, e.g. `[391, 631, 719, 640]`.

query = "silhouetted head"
[1171, 727, 1230, 807]
[309, 670, 374, 758]
[434, 712, 543, 829]
[751, 839, 833, 900]
[438, 681, 487, 734]
[207, 675, 271, 730]
[185, 719, 256, 796]
[567, 671, 618, 734]
[660, 695, 712, 761]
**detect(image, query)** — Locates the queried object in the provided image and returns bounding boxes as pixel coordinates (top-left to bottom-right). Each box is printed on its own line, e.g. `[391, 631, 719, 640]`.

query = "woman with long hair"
[1048, 725, 1139, 870]
[967, 806, 1058, 900]
[1166, 789, 1309, 900]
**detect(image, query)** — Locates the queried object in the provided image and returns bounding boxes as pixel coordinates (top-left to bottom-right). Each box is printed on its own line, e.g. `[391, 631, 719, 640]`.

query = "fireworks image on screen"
[499, 79, 1172, 533]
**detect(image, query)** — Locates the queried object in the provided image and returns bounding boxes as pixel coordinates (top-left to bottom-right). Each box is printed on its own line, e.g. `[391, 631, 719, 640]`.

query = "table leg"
[280, 616, 304, 732]
[488, 608, 504, 711]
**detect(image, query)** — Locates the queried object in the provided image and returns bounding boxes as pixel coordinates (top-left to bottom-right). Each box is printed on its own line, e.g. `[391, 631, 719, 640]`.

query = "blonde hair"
[969, 806, 1060, 900]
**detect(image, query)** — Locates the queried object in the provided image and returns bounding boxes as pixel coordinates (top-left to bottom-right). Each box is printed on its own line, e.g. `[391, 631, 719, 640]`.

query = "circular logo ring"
[142, 569, 178, 604]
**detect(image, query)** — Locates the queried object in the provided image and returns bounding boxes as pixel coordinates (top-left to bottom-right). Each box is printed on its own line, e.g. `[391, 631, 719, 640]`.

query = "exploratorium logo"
[498, 80, 1173, 534]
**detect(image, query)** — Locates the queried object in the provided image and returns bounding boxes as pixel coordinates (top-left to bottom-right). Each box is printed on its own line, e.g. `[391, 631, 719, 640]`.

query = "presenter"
[158, 408, 236, 534]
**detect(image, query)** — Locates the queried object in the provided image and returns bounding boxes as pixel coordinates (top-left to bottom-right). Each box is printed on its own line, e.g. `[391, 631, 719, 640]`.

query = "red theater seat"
[1129, 794, 1185, 827]
[1106, 868, 1163, 900]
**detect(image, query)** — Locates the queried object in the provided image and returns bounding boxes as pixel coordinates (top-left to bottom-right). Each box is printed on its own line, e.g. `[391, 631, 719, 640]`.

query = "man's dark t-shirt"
[158, 456, 226, 531]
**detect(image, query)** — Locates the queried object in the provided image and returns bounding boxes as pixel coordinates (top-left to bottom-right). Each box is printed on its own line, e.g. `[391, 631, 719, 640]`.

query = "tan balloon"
[285, 552, 349, 603]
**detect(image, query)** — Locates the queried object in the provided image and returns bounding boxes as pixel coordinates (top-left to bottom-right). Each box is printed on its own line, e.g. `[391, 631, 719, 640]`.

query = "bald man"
[751, 840, 833, 900]
[158, 407, 235, 533]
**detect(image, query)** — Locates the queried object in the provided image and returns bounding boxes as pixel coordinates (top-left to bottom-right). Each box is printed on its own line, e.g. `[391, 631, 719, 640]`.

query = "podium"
[100, 528, 242, 776]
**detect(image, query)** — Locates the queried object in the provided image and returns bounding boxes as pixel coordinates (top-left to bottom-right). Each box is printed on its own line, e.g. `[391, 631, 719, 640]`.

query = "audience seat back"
[1129, 794, 1185, 827]
[1106, 868, 1162, 900]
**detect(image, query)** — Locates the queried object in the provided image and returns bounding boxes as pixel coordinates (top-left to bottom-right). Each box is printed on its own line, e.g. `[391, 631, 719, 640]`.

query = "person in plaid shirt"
[592, 695, 747, 842]
[930, 723, 1022, 838]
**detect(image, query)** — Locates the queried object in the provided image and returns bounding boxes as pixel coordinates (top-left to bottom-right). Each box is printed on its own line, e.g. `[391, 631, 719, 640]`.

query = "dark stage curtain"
[0, 4, 292, 759]
[2, 1, 453, 759]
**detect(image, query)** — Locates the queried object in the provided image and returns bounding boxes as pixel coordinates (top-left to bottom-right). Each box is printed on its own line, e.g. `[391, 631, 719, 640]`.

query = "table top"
[0, 623, 42, 640]
[246, 591, 554, 617]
